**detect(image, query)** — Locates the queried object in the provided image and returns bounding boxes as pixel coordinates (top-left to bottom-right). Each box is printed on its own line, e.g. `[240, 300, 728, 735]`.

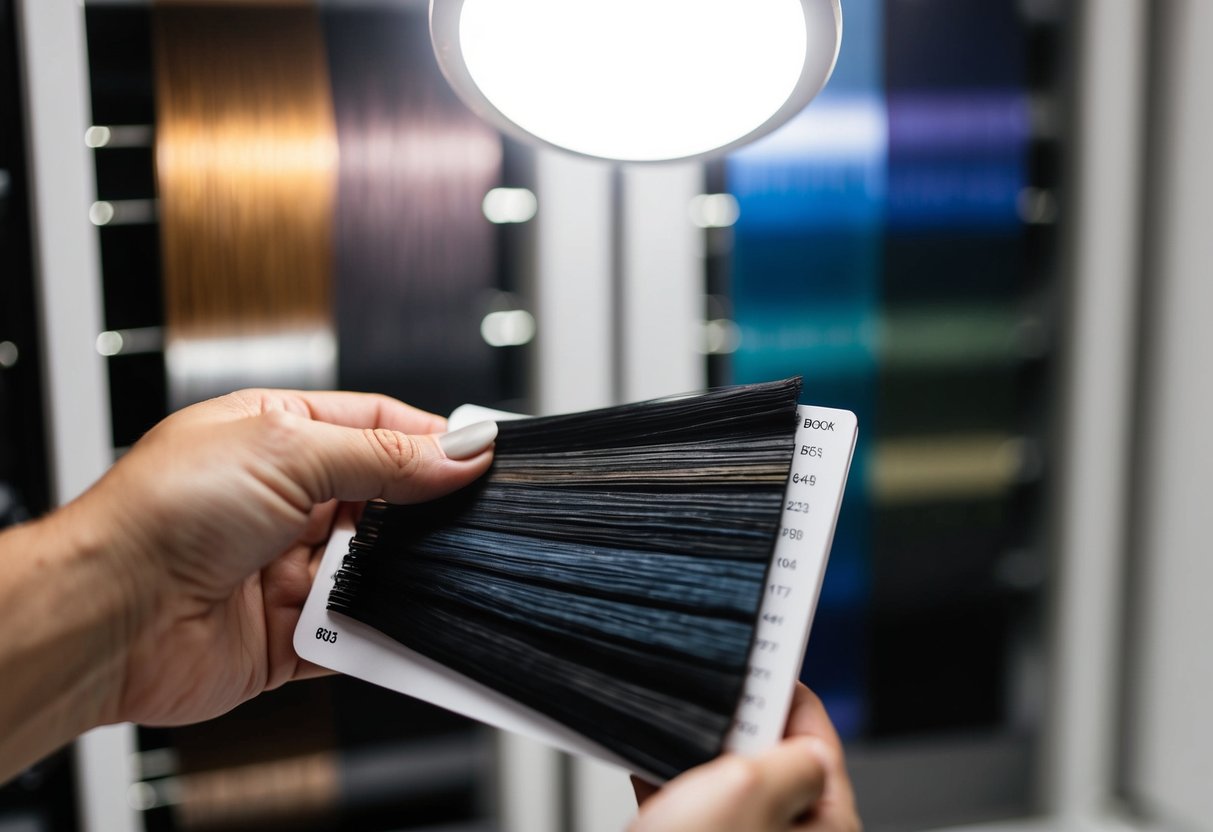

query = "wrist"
[0, 501, 155, 779]
[59, 488, 167, 721]
[21, 498, 152, 724]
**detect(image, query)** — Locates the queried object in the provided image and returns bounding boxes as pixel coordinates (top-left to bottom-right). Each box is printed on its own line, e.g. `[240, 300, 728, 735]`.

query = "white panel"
[505, 149, 616, 832]
[532, 149, 614, 414]
[569, 163, 704, 832]
[15, 0, 138, 830]
[1044, 0, 1148, 820]
[73, 726, 138, 832]
[932, 817, 1163, 832]
[573, 757, 637, 832]
[620, 163, 705, 401]
[497, 732, 563, 832]
[1125, 0, 1213, 827]
[563, 164, 704, 832]
[17, 0, 112, 498]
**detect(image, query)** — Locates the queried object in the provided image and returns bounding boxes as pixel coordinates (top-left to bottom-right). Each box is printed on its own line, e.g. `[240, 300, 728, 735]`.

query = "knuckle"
[365, 428, 423, 478]
[253, 412, 312, 485]
[258, 408, 304, 448]
[258, 409, 298, 436]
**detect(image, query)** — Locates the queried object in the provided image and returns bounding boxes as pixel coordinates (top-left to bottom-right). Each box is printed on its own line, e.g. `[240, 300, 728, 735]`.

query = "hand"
[631, 684, 860, 832]
[73, 389, 495, 728]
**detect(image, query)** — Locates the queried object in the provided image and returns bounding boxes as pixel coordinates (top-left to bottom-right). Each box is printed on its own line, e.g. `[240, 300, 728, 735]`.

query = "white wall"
[1124, 0, 1213, 827]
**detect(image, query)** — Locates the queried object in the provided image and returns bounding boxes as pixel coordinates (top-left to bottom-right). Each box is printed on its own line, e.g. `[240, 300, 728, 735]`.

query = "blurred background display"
[714, 0, 1057, 758]
[76, 0, 1065, 827]
[8, 0, 1213, 830]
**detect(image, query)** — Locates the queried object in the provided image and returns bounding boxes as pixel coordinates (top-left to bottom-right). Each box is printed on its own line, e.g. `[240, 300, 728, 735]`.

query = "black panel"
[0, 0, 77, 828]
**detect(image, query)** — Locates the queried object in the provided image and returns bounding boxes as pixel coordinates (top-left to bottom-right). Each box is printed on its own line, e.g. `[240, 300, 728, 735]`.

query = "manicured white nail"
[438, 420, 498, 459]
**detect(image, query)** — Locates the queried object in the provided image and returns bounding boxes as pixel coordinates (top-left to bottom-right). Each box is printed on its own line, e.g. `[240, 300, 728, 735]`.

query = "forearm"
[0, 502, 142, 782]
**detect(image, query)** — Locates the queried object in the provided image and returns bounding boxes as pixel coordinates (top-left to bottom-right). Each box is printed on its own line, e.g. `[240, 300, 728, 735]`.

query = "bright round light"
[0, 341, 18, 369]
[437, 0, 837, 162]
[84, 125, 112, 148]
[689, 193, 741, 228]
[95, 331, 124, 357]
[482, 187, 539, 223]
[481, 309, 537, 347]
[89, 201, 115, 226]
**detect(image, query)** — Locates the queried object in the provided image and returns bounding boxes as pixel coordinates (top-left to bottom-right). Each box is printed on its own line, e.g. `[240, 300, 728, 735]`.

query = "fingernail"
[438, 420, 498, 460]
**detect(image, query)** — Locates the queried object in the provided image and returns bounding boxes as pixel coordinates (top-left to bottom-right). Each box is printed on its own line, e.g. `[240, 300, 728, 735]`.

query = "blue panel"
[724, 0, 1033, 740]
[728, 0, 886, 737]
[887, 92, 1030, 232]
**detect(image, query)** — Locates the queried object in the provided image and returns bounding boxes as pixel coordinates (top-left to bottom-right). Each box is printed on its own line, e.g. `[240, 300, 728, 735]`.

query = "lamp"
[430, 0, 842, 163]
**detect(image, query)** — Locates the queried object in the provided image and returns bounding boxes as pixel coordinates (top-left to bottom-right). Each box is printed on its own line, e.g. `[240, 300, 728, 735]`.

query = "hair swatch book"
[295, 379, 857, 781]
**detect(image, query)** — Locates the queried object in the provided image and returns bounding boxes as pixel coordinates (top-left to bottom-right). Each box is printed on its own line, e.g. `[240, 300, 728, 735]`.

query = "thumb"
[268, 415, 497, 506]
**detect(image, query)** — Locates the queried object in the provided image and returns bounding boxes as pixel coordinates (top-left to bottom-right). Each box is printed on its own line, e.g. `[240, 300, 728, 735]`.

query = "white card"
[294, 403, 857, 780]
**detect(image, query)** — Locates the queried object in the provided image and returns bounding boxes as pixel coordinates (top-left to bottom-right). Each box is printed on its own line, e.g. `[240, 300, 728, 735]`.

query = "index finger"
[785, 683, 842, 747]
[753, 739, 827, 824]
[784, 685, 858, 821]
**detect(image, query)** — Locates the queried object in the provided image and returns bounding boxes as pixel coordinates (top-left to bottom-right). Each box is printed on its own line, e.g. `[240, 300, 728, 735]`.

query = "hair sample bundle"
[152, 1, 339, 405]
[324, 8, 503, 412]
[135, 737, 491, 831]
[327, 378, 803, 779]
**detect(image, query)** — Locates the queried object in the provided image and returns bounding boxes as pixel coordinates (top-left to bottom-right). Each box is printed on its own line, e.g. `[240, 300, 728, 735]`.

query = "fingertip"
[437, 420, 498, 460]
[785, 683, 843, 746]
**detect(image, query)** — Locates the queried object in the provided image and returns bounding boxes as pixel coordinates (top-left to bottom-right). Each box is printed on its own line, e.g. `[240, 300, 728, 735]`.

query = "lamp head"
[430, 0, 842, 163]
